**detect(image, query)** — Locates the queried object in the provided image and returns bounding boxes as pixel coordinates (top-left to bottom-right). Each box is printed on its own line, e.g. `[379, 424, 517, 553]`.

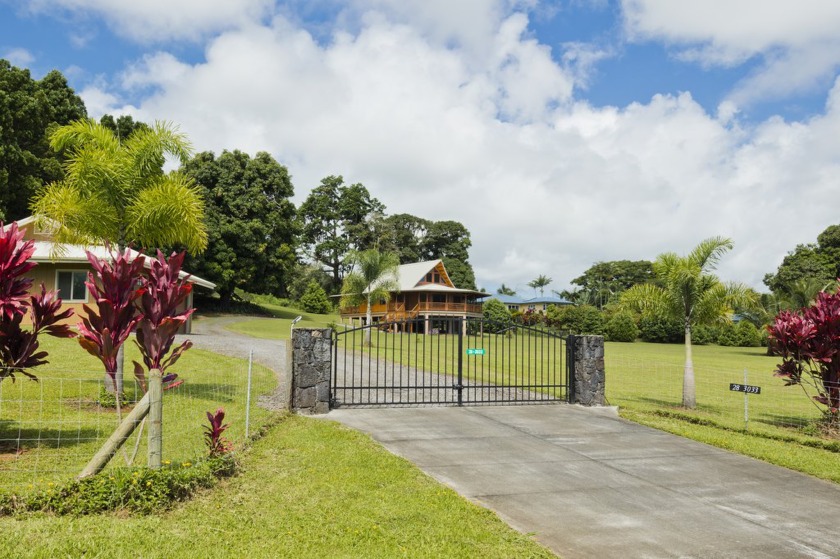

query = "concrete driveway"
[329, 405, 840, 559]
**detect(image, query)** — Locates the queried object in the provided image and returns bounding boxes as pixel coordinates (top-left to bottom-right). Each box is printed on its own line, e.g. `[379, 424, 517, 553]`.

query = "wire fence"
[0, 351, 279, 493]
[605, 345, 828, 439]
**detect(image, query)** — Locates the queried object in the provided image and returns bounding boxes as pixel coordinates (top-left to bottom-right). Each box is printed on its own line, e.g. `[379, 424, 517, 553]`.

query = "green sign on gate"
[466, 348, 486, 356]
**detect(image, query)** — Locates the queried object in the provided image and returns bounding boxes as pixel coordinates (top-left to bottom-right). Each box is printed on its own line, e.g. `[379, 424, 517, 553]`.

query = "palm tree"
[31, 119, 208, 394]
[528, 275, 552, 297]
[341, 248, 400, 345]
[620, 237, 755, 408]
[497, 283, 516, 296]
[30, 119, 207, 253]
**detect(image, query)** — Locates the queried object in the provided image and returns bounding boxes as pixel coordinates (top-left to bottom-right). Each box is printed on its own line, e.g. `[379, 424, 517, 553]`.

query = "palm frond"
[688, 236, 733, 272]
[125, 121, 193, 180]
[125, 173, 208, 253]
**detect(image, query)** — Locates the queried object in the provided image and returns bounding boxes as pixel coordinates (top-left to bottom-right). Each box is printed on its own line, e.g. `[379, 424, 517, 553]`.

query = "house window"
[528, 304, 535, 310]
[542, 304, 547, 311]
[508, 305, 517, 311]
[57, 270, 88, 302]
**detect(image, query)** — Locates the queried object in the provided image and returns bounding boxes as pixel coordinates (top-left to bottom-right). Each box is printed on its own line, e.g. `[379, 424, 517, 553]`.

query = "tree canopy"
[569, 260, 654, 309]
[298, 176, 384, 292]
[31, 119, 207, 254]
[0, 60, 87, 221]
[181, 150, 297, 305]
[764, 223, 840, 295]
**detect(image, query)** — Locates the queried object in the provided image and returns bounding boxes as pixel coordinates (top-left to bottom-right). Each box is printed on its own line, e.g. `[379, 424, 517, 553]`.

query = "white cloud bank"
[72, 3, 840, 293]
[621, 0, 840, 108]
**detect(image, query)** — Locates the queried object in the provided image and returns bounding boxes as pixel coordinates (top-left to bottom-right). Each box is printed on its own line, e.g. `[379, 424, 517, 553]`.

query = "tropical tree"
[182, 150, 297, 305]
[32, 118, 208, 391]
[298, 176, 384, 292]
[528, 275, 552, 297]
[0, 61, 87, 220]
[620, 237, 755, 408]
[497, 284, 516, 296]
[340, 249, 400, 345]
[30, 118, 207, 253]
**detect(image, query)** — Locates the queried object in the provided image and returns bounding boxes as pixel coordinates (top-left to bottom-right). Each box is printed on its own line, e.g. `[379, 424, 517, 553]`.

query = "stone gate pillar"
[570, 335, 605, 406]
[291, 328, 332, 414]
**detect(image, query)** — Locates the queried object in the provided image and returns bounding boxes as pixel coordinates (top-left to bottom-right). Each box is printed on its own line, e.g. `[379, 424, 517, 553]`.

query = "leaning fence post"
[147, 368, 163, 468]
[79, 392, 151, 479]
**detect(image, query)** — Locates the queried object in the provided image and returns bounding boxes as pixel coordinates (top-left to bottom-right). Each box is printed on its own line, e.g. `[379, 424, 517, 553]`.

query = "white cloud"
[621, 0, 840, 107]
[25, 0, 274, 42]
[83, 8, 840, 293]
[3, 47, 34, 67]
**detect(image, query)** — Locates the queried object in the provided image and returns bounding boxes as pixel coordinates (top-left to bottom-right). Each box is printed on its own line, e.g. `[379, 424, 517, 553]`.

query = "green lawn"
[604, 341, 840, 483]
[1, 414, 554, 559]
[0, 337, 276, 492]
[223, 303, 341, 340]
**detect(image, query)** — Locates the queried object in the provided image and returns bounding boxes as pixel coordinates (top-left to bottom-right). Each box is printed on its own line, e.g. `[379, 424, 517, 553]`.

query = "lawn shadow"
[168, 382, 238, 403]
[0, 424, 103, 452]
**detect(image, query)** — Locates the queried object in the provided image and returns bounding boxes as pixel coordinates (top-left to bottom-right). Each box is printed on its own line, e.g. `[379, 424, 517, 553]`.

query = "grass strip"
[1, 414, 555, 559]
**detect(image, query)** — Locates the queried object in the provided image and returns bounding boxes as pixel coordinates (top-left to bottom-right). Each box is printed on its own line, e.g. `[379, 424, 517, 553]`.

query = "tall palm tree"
[528, 274, 552, 297]
[620, 237, 755, 408]
[497, 283, 516, 296]
[341, 248, 400, 345]
[30, 119, 207, 253]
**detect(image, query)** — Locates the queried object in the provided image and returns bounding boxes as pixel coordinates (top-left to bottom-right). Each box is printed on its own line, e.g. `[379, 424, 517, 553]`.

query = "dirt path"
[177, 315, 290, 411]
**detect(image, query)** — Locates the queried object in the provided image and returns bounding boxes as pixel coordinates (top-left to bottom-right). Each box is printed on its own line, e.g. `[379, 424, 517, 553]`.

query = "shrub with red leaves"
[77, 248, 146, 389]
[132, 250, 194, 392]
[0, 222, 75, 382]
[768, 285, 840, 416]
[203, 408, 232, 457]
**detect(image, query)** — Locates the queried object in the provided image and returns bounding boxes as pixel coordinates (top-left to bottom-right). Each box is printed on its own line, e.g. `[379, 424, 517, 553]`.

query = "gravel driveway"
[177, 315, 290, 411]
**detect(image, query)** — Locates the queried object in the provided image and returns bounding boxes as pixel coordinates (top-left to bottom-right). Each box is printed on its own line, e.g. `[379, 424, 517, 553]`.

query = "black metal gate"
[331, 316, 572, 407]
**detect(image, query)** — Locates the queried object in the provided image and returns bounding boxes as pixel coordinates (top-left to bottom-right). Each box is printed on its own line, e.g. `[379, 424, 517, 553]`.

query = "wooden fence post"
[78, 392, 151, 479]
[147, 368, 163, 468]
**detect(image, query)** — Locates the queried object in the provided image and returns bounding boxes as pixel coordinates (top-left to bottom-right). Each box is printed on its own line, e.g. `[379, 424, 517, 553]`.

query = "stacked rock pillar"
[291, 328, 332, 414]
[570, 335, 605, 406]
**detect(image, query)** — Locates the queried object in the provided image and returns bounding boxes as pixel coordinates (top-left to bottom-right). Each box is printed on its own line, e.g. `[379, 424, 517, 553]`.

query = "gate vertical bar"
[456, 317, 464, 406]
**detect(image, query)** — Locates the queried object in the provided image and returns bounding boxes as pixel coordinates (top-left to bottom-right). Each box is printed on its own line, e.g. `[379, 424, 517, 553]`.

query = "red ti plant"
[768, 284, 840, 417]
[204, 408, 232, 457]
[77, 248, 146, 392]
[132, 250, 194, 392]
[0, 222, 75, 381]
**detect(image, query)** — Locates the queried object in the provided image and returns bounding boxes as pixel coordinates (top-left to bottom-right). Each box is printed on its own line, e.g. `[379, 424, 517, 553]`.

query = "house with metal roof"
[8, 216, 215, 334]
[340, 259, 489, 333]
[489, 293, 573, 313]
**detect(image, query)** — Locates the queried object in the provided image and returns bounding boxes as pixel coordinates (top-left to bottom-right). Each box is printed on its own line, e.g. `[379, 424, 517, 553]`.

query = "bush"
[604, 311, 638, 342]
[299, 281, 333, 314]
[638, 316, 682, 343]
[547, 305, 604, 335]
[691, 324, 716, 346]
[482, 299, 512, 332]
[735, 321, 763, 347]
[716, 323, 739, 346]
[0, 456, 237, 516]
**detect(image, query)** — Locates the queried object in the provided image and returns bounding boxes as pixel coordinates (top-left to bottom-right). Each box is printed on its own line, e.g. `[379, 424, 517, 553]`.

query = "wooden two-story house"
[340, 259, 488, 333]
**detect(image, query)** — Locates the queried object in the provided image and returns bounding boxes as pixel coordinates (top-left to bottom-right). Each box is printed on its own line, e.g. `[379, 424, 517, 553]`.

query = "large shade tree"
[0, 61, 87, 221]
[30, 119, 207, 253]
[340, 249, 400, 345]
[620, 237, 755, 408]
[298, 176, 384, 292]
[182, 150, 297, 305]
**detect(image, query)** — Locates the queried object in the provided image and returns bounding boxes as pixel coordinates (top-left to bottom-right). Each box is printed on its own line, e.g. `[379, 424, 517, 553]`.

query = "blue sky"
[2, 1, 840, 293]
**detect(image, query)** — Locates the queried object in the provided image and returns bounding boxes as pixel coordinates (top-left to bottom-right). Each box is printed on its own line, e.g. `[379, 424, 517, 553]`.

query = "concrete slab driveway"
[329, 405, 840, 559]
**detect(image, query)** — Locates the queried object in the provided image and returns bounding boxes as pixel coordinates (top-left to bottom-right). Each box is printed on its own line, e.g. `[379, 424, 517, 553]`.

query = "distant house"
[8, 216, 215, 334]
[489, 293, 573, 314]
[340, 259, 489, 333]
